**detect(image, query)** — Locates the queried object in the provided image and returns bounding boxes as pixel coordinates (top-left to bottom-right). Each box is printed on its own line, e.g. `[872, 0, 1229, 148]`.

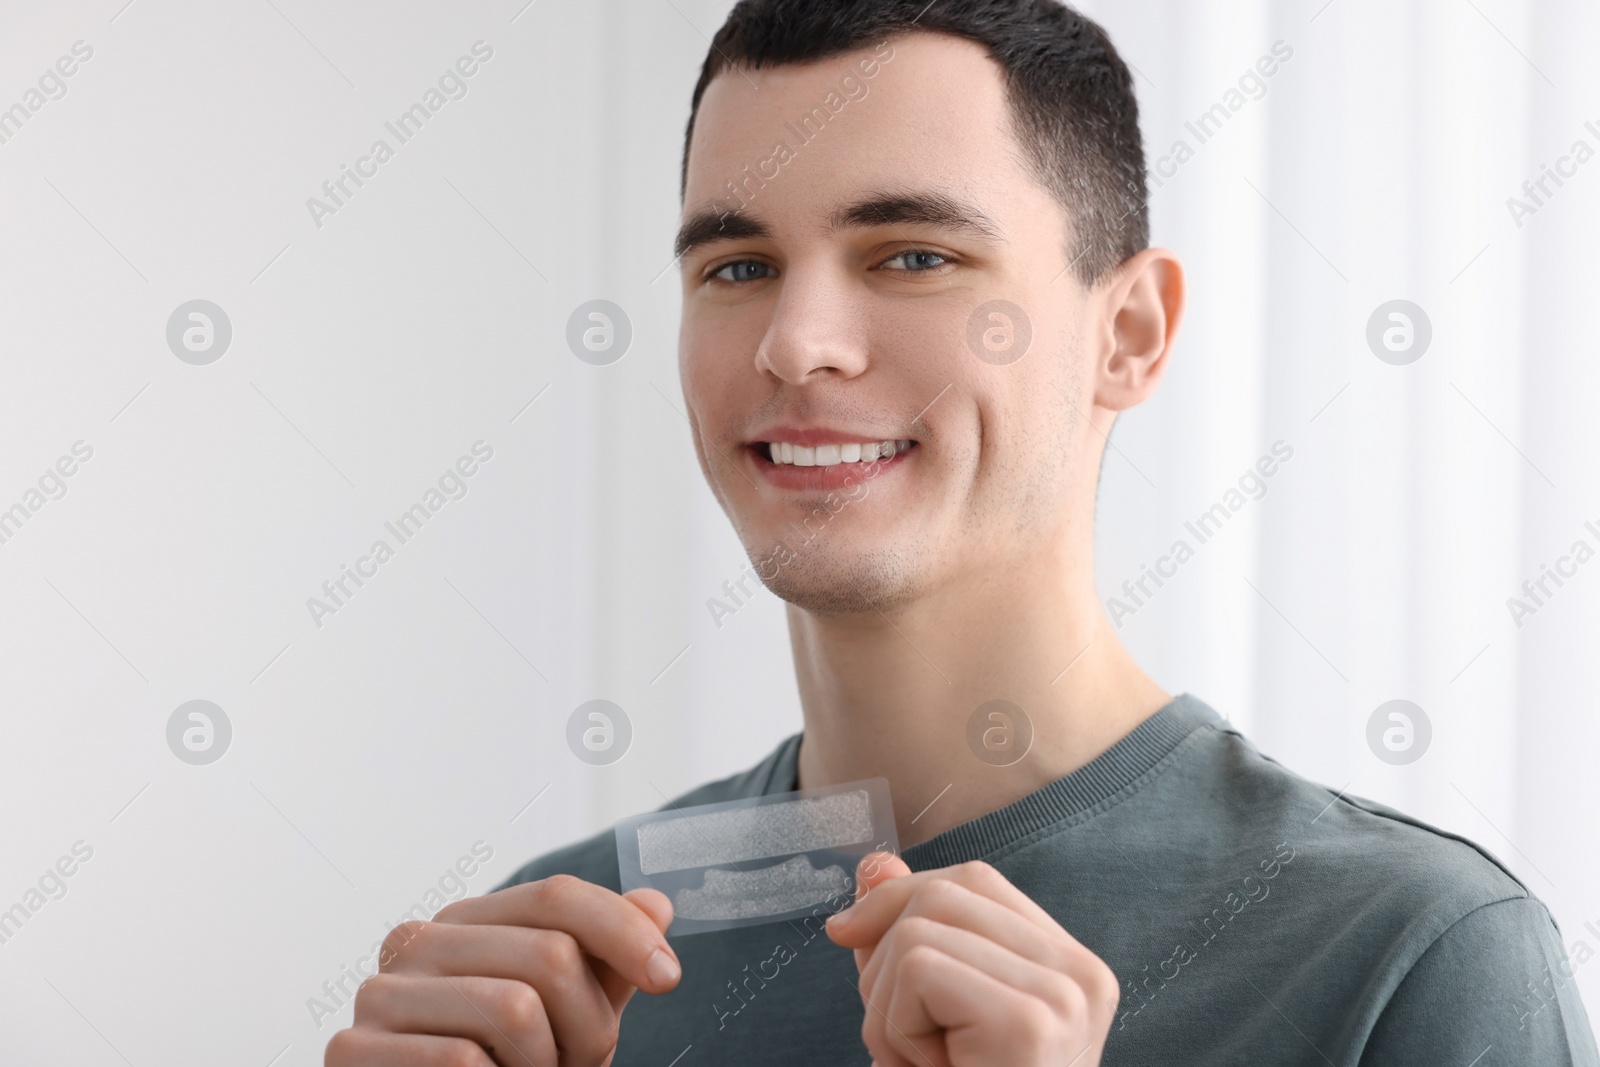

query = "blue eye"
[882, 250, 948, 272]
[712, 260, 773, 283]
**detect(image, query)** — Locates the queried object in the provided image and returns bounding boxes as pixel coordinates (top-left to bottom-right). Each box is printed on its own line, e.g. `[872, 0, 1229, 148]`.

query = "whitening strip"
[616, 776, 897, 935]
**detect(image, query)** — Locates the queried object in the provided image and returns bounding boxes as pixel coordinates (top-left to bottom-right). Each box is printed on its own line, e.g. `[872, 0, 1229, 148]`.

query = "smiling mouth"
[760, 439, 916, 467]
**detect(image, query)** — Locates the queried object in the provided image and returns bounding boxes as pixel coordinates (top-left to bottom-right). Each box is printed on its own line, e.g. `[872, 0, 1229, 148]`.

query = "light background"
[1, 0, 1596, 1061]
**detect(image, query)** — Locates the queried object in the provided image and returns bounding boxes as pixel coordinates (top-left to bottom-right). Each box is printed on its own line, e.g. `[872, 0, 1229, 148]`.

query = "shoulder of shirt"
[1182, 709, 1533, 917]
[488, 731, 803, 894]
[1159, 705, 1590, 1055]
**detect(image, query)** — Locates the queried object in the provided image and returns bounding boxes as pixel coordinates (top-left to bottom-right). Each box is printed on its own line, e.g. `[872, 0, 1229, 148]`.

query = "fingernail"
[646, 948, 680, 987]
[828, 906, 854, 928]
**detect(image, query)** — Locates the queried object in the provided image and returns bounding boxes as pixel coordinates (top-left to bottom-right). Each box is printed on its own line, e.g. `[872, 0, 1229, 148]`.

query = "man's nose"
[752, 269, 871, 383]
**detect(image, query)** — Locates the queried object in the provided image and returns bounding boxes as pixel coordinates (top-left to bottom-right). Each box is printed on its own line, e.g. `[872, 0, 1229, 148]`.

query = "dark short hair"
[680, 0, 1148, 288]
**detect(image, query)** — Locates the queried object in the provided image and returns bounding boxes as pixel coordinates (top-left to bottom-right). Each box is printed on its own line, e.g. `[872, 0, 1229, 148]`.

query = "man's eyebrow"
[674, 209, 770, 260]
[672, 190, 1002, 261]
[827, 191, 1002, 242]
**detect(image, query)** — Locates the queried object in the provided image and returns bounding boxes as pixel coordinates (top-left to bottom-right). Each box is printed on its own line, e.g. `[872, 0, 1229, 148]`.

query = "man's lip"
[748, 439, 916, 489]
[745, 426, 917, 447]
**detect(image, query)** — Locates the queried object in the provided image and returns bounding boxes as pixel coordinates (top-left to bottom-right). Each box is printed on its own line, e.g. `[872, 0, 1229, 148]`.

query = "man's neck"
[788, 558, 1169, 849]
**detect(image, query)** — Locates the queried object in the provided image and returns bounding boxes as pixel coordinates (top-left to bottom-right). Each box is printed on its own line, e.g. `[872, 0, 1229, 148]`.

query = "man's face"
[678, 31, 1102, 616]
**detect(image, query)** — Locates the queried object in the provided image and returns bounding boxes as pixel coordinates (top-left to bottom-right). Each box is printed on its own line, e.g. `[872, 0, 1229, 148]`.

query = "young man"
[327, 2, 1599, 1064]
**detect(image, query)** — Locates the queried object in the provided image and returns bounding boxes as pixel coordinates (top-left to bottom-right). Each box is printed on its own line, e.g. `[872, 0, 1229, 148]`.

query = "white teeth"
[764, 439, 913, 467]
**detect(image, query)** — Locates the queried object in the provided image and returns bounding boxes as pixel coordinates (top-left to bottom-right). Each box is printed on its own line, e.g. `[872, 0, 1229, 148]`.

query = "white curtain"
[1093, 0, 1600, 1017]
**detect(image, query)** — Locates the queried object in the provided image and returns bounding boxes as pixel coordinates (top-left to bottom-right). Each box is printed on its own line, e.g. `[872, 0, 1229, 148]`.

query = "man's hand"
[324, 877, 680, 1067]
[825, 853, 1119, 1067]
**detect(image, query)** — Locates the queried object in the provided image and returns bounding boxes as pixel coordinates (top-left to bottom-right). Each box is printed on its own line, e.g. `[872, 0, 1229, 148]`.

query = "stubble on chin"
[756, 537, 919, 617]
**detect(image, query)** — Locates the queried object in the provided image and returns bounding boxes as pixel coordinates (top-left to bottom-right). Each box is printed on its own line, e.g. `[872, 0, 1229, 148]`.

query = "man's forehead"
[683, 33, 1010, 195]
[679, 34, 1020, 256]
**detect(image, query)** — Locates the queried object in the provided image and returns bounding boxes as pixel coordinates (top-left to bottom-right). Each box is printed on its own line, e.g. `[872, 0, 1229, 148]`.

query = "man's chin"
[757, 543, 919, 617]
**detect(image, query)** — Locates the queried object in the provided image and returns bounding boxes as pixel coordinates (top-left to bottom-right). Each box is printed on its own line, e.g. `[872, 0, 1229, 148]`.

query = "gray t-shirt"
[495, 694, 1599, 1065]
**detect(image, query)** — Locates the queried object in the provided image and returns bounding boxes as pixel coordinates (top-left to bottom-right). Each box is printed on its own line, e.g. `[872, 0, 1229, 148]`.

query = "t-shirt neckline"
[761, 692, 1222, 871]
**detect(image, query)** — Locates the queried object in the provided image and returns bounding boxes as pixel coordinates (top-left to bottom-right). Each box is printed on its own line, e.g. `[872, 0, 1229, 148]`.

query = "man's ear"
[1091, 247, 1185, 412]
